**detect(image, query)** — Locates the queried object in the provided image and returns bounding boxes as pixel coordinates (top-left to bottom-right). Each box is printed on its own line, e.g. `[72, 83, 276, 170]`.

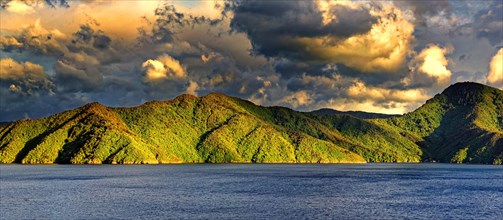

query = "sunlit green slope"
[0, 94, 366, 164]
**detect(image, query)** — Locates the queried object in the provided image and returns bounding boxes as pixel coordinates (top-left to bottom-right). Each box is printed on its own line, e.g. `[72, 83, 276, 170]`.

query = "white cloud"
[4, 0, 38, 14]
[407, 44, 453, 86]
[487, 48, 503, 88]
[142, 54, 186, 81]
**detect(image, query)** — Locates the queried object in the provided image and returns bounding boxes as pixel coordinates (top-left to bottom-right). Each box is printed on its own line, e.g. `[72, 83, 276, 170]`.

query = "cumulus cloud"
[0, 19, 117, 59]
[230, 1, 413, 74]
[142, 54, 186, 81]
[0, 57, 54, 95]
[0, 19, 67, 55]
[406, 44, 453, 87]
[0, 19, 124, 93]
[417, 45, 452, 82]
[312, 6, 414, 73]
[0, 37, 23, 50]
[487, 49, 503, 88]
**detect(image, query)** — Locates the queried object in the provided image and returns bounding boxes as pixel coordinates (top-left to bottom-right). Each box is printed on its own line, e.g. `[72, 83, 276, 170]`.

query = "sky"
[0, 0, 502, 121]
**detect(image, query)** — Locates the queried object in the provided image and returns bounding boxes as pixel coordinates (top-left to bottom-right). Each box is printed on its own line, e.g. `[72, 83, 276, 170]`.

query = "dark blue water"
[1, 164, 502, 219]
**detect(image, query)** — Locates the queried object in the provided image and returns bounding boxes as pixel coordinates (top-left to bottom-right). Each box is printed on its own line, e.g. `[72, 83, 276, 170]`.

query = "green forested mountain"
[0, 82, 501, 164]
[375, 82, 503, 164]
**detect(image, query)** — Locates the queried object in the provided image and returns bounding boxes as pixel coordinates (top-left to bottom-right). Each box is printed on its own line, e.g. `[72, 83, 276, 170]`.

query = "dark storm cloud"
[93, 33, 111, 49]
[0, 89, 56, 120]
[0, 2, 235, 121]
[225, 0, 392, 92]
[0, 20, 123, 93]
[407, 0, 501, 51]
[0, 18, 147, 121]
[57, 25, 117, 92]
[139, 4, 225, 44]
[0, 1, 415, 121]
[474, 1, 503, 46]
[4, 0, 490, 120]
[286, 73, 343, 95]
[132, 2, 281, 102]
[171, 47, 276, 101]
[274, 58, 408, 90]
[273, 60, 328, 78]
[394, 0, 450, 26]
[73, 24, 112, 49]
[0, 57, 58, 121]
[326, 4, 380, 36]
[53, 59, 103, 92]
[44, 0, 68, 8]
[335, 64, 408, 87]
[452, 70, 486, 83]
[229, 1, 376, 60]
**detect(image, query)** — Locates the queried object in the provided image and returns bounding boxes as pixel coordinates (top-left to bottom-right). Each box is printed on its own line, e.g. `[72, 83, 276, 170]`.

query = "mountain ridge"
[1, 82, 501, 164]
[310, 108, 399, 119]
[376, 82, 503, 163]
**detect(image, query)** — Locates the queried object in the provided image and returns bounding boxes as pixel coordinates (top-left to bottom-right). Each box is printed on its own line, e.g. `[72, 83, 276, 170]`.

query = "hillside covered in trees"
[0, 82, 501, 164]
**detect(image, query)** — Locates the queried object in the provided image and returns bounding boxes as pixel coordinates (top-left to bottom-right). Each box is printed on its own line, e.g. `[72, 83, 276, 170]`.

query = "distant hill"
[0, 121, 11, 127]
[310, 108, 399, 119]
[0, 82, 501, 164]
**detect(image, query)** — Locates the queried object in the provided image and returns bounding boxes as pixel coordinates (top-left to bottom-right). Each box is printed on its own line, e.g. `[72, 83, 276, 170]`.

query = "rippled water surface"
[1, 164, 502, 219]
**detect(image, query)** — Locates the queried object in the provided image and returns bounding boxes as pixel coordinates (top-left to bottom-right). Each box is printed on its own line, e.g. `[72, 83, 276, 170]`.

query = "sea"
[1, 163, 502, 219]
